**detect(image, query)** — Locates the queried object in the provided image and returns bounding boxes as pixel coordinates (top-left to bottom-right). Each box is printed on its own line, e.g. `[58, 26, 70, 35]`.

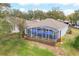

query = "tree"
[16, 17, 26, 38]
[0, 18, 11, 35]
[33, 10, 46, 20]
[67, 10, 79, 25]
[0, 3, 11, 18]
[6, 16, 26, 38]
[11, 9, 22, 17]
[0, 4, 26, 38]
[26, 10, 47, 20]
[47, 9, 65, 20]
[26, 10, 34, 20]
[67, 13, 74, 24]
[74, 10, 79, 24]
[0, 3, 10, 8]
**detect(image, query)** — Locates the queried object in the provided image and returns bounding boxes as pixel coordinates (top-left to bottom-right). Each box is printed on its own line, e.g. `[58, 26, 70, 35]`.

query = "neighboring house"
[64, 20, 70, 24]
[76, 20, 79, 26]
[24, 18, 69, 41]
[74, 20, 79, 28]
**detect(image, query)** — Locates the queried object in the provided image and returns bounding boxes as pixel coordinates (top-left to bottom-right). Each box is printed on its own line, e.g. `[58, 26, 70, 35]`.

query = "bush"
[72, 36, 79, 49]
[67, 28, 72, 34]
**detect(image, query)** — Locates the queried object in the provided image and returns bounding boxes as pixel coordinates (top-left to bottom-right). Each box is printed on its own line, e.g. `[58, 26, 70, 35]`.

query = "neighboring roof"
[25, 18, 68, 30]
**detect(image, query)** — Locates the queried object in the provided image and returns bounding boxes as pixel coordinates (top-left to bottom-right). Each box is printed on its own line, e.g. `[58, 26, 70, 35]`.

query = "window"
[49, 34, 53, 39]
[27, 29, 31, 36]
[47, 30, 54, 39]
[37, 28, 43, 38]
[26, 27, 57, 39]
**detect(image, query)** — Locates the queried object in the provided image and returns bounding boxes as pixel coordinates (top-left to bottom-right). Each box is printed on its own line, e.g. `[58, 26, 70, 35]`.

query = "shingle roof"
[25, 18, 68, 31]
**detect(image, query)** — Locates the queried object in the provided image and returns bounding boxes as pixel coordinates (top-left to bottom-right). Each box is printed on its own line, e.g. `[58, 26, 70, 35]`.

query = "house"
[74, 20, 79, 28]
[77, 20, 79, 26]
[64, 20, 70, 24]
[24, 18, 69, 42]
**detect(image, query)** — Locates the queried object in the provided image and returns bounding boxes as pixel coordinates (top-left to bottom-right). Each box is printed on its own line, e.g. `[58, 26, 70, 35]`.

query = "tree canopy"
[0, 3, 10, 8]
[67, 10, 79, 24]
[47, 9, 65, 20]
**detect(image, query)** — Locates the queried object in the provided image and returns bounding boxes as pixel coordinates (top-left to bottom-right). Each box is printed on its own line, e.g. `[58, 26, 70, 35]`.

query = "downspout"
[60, 30, 61, 42]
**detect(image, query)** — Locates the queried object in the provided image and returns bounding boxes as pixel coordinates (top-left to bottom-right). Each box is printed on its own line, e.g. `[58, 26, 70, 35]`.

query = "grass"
[0, 20, 79, 56]
[0, 19, 55, 56]
[1, 28, 79, 56]
[0, 34, 55, 56]
[60, 28, 79, 56]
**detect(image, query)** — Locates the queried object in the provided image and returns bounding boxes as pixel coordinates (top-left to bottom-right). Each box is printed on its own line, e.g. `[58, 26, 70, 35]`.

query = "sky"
[1, 0, 79, 15]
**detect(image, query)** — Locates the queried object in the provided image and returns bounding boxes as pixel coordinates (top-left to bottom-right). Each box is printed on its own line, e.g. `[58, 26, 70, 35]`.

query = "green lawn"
[0, 34, 55, 56]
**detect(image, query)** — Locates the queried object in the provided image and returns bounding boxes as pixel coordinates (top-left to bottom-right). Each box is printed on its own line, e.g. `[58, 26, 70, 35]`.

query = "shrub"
[67, 28, 72, 34]
[72, 36, 79, 49]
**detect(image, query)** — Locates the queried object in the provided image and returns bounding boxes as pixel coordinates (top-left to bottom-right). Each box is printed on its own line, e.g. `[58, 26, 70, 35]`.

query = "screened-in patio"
[24, 19, 68, 42]
[25, 27, 59, 40]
